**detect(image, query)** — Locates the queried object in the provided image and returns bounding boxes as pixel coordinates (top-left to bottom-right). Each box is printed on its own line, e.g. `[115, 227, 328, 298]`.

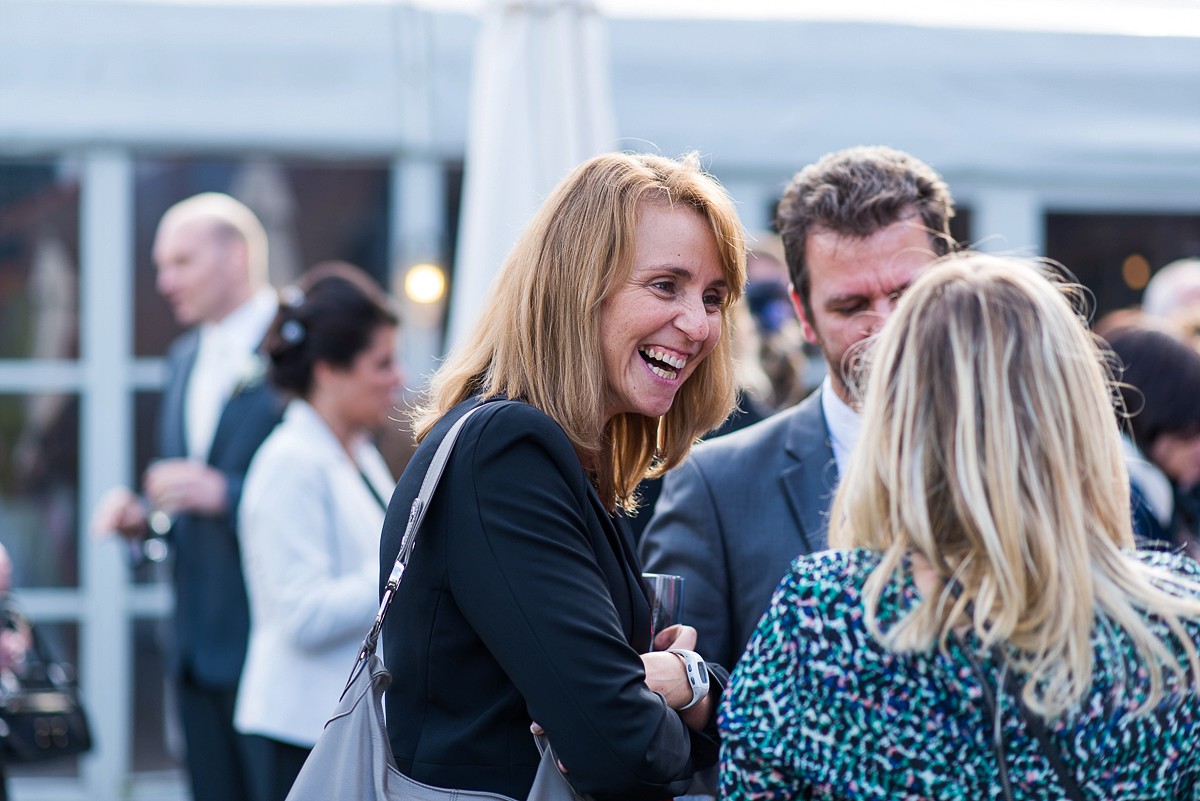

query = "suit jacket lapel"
[208, 352, 272, 465]
[160, 332, 199, 459]
[779, 390, 838, 554]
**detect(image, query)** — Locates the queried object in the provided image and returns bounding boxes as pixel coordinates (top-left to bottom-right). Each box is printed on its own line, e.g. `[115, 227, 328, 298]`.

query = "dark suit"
[379, 399, 726, 801]
[158, 331, 284, 801]
[640, 389, 836, 670]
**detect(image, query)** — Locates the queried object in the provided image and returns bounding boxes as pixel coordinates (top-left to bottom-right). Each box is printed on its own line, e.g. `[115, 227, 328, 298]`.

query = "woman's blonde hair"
[412, 152, 746, 510]
[829, 253, 1200, 718]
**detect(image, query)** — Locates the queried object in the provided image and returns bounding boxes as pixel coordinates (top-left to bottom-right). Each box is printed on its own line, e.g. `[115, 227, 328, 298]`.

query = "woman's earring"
[655, 417, 666, 461]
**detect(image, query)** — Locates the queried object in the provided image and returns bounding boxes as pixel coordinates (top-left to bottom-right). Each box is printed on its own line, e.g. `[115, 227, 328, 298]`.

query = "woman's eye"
[651, 280, 677, 294]
[704, 291, 725, 309]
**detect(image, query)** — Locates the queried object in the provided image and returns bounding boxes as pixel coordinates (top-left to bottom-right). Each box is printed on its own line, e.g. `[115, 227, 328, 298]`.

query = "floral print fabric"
[720, 548, 1200, 800]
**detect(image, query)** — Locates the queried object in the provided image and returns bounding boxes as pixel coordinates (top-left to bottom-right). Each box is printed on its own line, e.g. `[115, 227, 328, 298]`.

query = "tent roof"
[418, 0, 1200, 37]
[104, 0, 1200, 37]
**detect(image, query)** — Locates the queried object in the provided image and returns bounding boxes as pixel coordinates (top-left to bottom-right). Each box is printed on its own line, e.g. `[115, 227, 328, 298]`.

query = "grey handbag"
[286, 403, 587, 801]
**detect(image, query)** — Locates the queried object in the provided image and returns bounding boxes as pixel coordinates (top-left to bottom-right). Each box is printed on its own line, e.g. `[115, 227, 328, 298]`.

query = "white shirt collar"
[820, 375, 861, 476]
[198, 286, 278, 355]
[185, 287, 279, 460]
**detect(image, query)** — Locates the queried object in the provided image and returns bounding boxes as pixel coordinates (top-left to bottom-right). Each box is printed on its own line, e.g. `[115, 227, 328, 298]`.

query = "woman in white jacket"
[236, 262, 401, 801]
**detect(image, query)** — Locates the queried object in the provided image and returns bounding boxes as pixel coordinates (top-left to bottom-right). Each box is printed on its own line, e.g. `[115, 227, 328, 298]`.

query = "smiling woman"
[599, 201, 728, 422]
[379, 151, 746, 800]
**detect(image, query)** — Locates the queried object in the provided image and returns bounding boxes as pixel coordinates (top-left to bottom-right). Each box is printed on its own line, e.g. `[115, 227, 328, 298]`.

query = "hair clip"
[280, 319, 306, 345]
[280, 285, 305, 309]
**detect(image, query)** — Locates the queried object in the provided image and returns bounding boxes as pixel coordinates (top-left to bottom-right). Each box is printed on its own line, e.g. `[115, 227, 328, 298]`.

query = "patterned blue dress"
[720, 548, 1200, 800]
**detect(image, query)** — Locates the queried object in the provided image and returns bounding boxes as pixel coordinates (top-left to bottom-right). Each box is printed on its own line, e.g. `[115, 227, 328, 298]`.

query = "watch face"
[696, 660, 708, 683]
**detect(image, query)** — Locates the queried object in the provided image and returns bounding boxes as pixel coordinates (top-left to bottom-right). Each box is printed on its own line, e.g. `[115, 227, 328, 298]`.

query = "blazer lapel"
[160, 333, 199, 459]
[208, 353, 273, 464]
[779, 391, 838, 554]
[590, 488, 652, 652]
[612, 514, 653, 653]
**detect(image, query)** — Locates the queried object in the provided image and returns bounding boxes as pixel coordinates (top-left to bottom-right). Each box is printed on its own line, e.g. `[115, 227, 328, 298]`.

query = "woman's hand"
[640, 625, 713, 730]
[529, 721, 569, 775]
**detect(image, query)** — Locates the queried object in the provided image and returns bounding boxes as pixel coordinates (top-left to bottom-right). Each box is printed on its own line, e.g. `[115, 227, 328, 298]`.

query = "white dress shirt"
[235, 399, 395, 746]
[185, 288, 278, 460]
[820, 375, 861, 476]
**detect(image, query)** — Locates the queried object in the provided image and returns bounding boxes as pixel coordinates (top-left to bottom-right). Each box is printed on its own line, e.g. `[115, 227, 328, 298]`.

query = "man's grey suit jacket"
[639, 388, 837, 669]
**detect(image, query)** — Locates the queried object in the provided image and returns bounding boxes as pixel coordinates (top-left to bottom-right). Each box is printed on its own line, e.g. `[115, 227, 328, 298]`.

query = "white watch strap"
[667, 648, 710, 711]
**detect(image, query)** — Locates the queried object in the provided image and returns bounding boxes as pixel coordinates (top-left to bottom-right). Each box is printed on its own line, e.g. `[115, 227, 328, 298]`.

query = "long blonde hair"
[829, 253, 1200, 718]
[412, 152, 746, 510]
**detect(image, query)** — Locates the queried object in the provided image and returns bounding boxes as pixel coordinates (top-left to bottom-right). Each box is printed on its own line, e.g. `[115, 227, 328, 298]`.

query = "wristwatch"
[666, 648, 710, 710]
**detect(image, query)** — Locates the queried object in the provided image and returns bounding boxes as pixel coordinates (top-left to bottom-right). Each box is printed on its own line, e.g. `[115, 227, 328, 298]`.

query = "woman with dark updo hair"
[234, 262, 402, 801]
[1100, 319, 1200, 554]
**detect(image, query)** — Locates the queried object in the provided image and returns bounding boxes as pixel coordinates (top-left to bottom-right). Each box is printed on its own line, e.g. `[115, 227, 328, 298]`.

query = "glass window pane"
[0, 393, 79, 589]
[133, 157, 392, 357]
[1046, 212, 1200, 319]
[0, 160, 81, 360]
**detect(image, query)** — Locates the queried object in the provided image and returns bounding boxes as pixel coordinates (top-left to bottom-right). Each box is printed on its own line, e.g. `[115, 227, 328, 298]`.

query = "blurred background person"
[738, 240, 812, 414]
[722, 255, 1200, 799]
[235, 262, 402, 801]
[380, 152, 744, 800]
[1099, 318, 1200, 557]
[1140, 256, 1200, 350]
[90, 193, 282, 801]
[0, 542, 31, 801]
[1142, 257, 1200, 324]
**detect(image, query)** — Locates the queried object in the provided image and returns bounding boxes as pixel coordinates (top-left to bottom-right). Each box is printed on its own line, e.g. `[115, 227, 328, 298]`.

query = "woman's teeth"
[640, 347, 685, 380]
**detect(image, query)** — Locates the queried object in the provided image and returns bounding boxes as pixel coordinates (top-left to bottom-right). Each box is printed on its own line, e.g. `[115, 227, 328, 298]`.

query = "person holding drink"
[90, 193, 282, 801]
[379, 152, 744, 799]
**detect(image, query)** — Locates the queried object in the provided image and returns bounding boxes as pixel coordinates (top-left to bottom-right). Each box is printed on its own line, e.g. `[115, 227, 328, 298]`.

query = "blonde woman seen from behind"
[721, 254, 1200, 799]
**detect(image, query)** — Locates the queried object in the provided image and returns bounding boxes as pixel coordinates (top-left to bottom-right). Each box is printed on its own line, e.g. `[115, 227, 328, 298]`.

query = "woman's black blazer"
[379, 398, 724, 800]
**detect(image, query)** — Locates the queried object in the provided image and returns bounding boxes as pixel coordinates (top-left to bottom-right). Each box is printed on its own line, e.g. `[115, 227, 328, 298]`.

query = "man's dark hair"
[774, 145, 956, 320]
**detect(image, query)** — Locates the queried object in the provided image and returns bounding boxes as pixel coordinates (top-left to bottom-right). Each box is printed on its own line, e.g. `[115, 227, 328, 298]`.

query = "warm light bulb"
[404, 263, 446, 304]
[1122, 253, 1150, 291]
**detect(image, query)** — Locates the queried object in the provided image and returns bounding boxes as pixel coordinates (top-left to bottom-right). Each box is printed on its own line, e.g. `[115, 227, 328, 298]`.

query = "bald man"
[92, 194, 284, 801]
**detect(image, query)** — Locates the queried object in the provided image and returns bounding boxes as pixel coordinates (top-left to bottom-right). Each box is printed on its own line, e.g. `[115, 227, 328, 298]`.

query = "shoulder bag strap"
[999, 659, 1087, 801]
[949, 627, 1087, 800]
[946, 578, 1086, 801]
[355, 401, 496, 662]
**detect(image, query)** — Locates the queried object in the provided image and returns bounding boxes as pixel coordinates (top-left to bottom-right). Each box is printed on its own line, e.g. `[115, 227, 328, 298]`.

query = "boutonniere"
[232, 352, 268, 397]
